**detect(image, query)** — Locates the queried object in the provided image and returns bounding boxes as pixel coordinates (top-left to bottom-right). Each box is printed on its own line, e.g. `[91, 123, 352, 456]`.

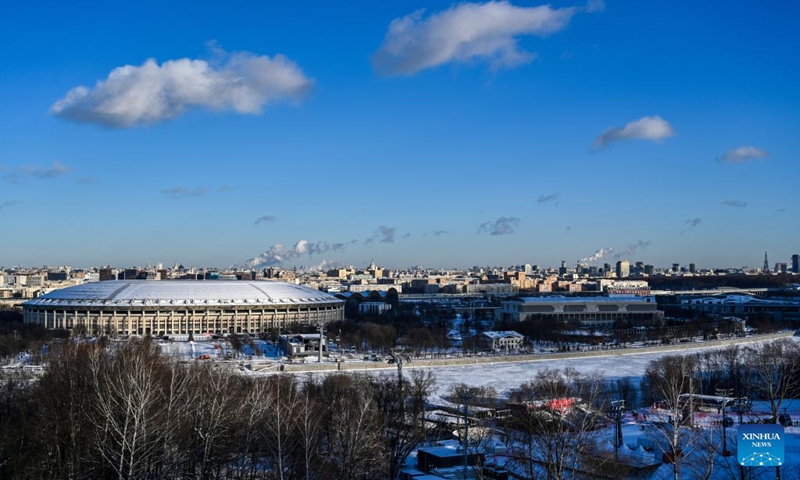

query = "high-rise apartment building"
[99, 268, 116, 281]
[616, 260, 630, 278]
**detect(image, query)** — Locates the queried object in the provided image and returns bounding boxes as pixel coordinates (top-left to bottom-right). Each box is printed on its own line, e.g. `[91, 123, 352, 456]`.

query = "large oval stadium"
[23, 280, 344, 337]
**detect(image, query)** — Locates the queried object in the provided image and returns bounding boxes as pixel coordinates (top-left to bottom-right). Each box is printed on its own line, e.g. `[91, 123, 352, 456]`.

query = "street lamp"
[610, 400, 625, 461]
[715, 388, 733, 457]
[460, 389, 475, 475]
[731, 398, 753, 480]
[683, 374, 696, 428]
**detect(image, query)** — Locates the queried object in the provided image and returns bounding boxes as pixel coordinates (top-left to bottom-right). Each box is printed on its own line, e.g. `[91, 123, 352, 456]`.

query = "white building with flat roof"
[496, 296, 663, 329]
[479, 330, 524, 350]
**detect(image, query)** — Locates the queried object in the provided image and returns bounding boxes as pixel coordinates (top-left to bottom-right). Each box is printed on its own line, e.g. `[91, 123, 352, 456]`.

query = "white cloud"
[51, 47, 313, 128]
[373, 1, 578, 76]
[719, 146, 768, 164]
[592, 116, 675, 149]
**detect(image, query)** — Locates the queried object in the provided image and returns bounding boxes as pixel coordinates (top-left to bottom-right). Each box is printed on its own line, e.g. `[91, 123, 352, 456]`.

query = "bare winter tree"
[677, 426, 721, 480]
[507, 368, 606, 480]
[233, 377, 272, 480]
[745, 339, 800, 423]
[155, 357, 193, 478]
[0, 371, 40, 477]
[320, 374, 386, 479]
[608, 377, 638, 410]
[642, 354, 700, 480]
[741, 339, 800, 480]
[719, 345, 749, 399]
[294, 378, 324, 480]
[262, 375, 301, 480]
[88, 338, 169, 480]
[371, 369, 436, 479]
[33, 343, 98, 478]
[184, 362, 244, 479]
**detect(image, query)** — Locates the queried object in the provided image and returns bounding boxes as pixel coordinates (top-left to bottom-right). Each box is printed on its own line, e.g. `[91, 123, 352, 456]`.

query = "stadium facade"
[23, 280, 344, 336]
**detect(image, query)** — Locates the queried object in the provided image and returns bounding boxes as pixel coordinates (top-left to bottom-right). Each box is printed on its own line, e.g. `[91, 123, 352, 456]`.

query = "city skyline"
[3, 251, 798, 274]
[1, 1, 797, 269]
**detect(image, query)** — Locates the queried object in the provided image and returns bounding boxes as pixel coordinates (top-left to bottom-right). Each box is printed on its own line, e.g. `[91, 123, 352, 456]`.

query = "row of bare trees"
[446, 340, 800, 480]
[641, 339, 800, 480]
[642, 339, 800, 422]
[0, 338, 435, 479]
[2, 336, 798, 480]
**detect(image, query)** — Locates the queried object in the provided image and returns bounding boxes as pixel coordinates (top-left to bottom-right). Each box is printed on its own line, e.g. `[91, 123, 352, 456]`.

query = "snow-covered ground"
[155, 336, 800, 399]
[424, 337, 800, 397]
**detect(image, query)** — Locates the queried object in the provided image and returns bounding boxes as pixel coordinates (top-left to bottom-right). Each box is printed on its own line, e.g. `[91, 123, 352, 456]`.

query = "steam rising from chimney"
[578, 247, 613, 265]
[242, 239, 346, 269]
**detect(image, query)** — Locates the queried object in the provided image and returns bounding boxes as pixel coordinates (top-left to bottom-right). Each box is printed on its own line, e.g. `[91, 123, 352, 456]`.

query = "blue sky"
[1, 0, 797, 270]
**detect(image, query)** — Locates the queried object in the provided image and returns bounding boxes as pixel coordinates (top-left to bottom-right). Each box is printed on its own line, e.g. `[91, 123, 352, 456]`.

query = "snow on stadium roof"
[24, 280, 343, 308]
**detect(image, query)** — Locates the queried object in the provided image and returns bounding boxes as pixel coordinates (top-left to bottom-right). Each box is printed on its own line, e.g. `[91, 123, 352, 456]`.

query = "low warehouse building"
[496, 296, 663, 329]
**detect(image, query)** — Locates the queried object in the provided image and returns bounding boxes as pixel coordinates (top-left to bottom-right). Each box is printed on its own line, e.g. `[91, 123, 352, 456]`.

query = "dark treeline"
[0, 306, 68, 359]
[497, 311, 787, 346]
[0, 338, 434, 479]
[328, 302, 454, 354]
[646, 274, 797, 291]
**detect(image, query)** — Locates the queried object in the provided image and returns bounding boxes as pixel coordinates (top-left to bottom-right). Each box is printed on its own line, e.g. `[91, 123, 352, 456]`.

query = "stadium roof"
[24, 280, 343, 308]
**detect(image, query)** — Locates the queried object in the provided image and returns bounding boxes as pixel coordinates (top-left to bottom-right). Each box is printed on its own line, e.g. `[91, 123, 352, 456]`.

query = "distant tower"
[763, 251, 770, 274]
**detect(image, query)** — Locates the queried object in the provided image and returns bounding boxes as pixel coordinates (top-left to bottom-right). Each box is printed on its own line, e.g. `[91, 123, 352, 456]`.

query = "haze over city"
[1, 0, 797, 269]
